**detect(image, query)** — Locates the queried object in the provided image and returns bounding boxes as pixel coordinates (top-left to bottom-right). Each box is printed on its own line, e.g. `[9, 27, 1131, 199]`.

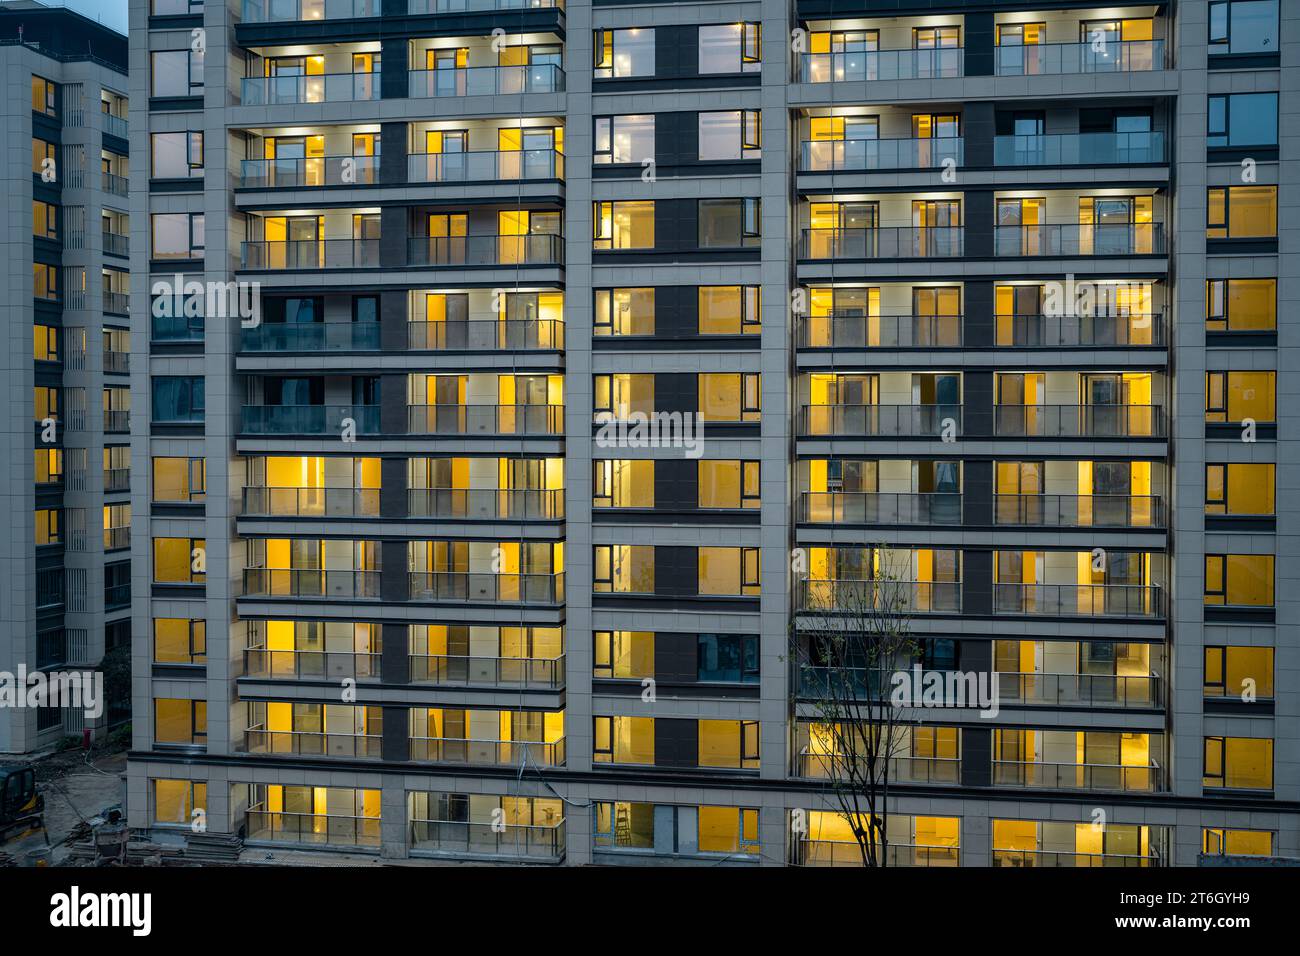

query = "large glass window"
[698, 460, 760, 509]
[699, 372, 760, 421]
[153, 456, 207, 502]
[153, 779, 207, 825]
[697, 634, 759, 683]
[1204, 736, 1272, 790]
[698, 198, 761, 248]
[1209, 1, 1279, 55]
[1206, 278, 1275, 331]
[698, 23, 762, 74]
[1205, 371, 1274, 423]
[151, 131, 205, 178]
[594, 115, 653, 165]
[154, 537, 206, 584]
[154, 698, 207, 745]
[594, 288, 654, 336]
[593, 630, 654, 679]
[154, 619, 207, 665]
[1207, 186, 1277, 238]
[698, 110, 761, 160]
[594, 28, 655, 78]
[593, 201, 654, 249]
[592, 459, 655, 508]
[699, 286, 759, 335]
[1204, 646, 1273, 698]
[151, 49, 204, 97]
[152, 376, 206, 423]
[1205, 463, 1273, 515]
[593, 544, 655, 593]
[1204, 553, 1274, 606]
[699, 719, 759, 769]
[1208, 93, 1277, 147]
[592, 716, 655, 764]
[698, 546, 759, 596]
[151, 212, 205, 258]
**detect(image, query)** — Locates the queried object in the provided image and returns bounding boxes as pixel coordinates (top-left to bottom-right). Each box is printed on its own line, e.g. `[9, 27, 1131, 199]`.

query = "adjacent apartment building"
[0, 1, 131, 754]
[127, 0, 1299, 865]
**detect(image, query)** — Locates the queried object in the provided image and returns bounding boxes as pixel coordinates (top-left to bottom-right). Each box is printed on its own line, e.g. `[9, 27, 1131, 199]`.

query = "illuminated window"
[31, 75, 56, 115]
[592, 459, 654, 508]
[593, 544, 655, 593]
[34, 325, 58, 362]
[1204, 736, 1272, 790]
[33, 262, 58, 300]
[594, 288, 654, 336]
[698, 806, 760, 854]
[593, 631, 654, 679]
[1207, 186, 1277, 239]
[699, 372, 760, 421]
[593, 373, 654, 418]
[698, 546, 760, 596]
[154, 698, 207, 745]
[32, 200, 58, 240]
[698, 719, 759, 769]
[34, 448, 62, 485]
[699, 286, 760, 335]
[34, 508, 59, 546]
[152, 457, 207, 502]
[592, 715, 655, 764]
[154, 619, 207, 665]
[1205, 371, 1274, 423]
[593, 200, 654, 249]
[698, 198, 761, 248]
[1206, 278, 1275, 331]
[153, 779, 207, 825]
[1205, 463, 1273, 515]
[1203, 828, 1273, 857]
[1203, 553, 1273, 606]
[593, 114, 653, 165]
[154, 536, 206, 584]
[32, 138, 55, 175]
[593, 28, 654, 79]
[698, 460, 760, 509]
[1203, 645, 1273, 698]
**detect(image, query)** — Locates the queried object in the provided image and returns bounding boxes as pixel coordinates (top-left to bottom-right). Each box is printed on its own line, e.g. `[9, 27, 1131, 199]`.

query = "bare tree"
[793, 547, 919, 866]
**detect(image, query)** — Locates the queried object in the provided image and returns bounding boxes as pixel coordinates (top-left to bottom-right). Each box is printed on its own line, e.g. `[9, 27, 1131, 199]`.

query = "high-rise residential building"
[126, 0, 1297, 866]
[0, 1, 131, 754]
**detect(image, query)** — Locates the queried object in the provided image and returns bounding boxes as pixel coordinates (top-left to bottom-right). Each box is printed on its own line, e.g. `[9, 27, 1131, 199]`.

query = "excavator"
[0, 763, 45, 843]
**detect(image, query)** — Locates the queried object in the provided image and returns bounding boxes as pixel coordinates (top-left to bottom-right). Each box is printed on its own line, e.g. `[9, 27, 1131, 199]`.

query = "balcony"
[406, 403, 563, 436]
[796, 579, 961, 614]
[992, 759, 1163, 792]
[798, 49, 963, 83]
[797, 313, 961, 349]
[241, 567, 381, 599]
[240, 321, 381, 352]
[246, 808, 380, 848]
[102, 231, 129, 257]
[245, 727, 381, 758]
[994, 223, 1165, 257]
[406, 234, 563, 267]
[800, 227, 964, 260]
[101, 172, 128, 197]
[104, 527, 129, 551]
[799, 137, 962, 172]
[408, 0, 563, 10]
[103, 291, 129, 314]
[994, 494, 1164, 528]
[240, 486, 380, 517]
[407, 487, 563, 520]
[104, 350, 129, 374]
[409, 818, 565, 862]
[997, 672, 1161, 709]
[994, 132, 1166, 167]
[798, 752, 960, 784]
[994, 405, 1165, 438]
[100, 111, 128, 139]
[152, 313, 205, 344]
[408, 318, 564, 351]
[103, 410, 130, 433]
[993, 583, 1163, 618]
[240, 73, 380, 106]
[239, 404, 380, 435]
[244, 647, 380, 680]
[996, 312, 1165, 348]
[409, 65, 564, 98]
[240, 0, 381, 23]
[799, 492, 962, 525]
[799, 404, 961, 438]
[104, 468, 130, 493]
[994, 848, 1159, 867]
[409, 736, 565, 766]
[408, 571, 564, 605]
[798, 840, 959, 867]
[407, 149, 564, 183]
[993, 40, 1164, 76]
[409, 653, 565, 689]
[239, 156, 379, 189]
[240, 239, 380, 270]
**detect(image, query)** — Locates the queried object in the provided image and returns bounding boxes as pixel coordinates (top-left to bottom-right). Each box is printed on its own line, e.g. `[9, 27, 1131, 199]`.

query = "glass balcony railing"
[799, 492, 962, 525]
[995, 131, 1166, 166]
[798, 404, 962, 438]
[797, 313, 961, 348]
[994, 40, 1164, 76]
[246, 808, 380, 847]
[992, 759, 1163, 792]
[241, 0, 381, 23]
[408, 149, 564, 183]
[100, 111, 128, 139]
[994, 494, 1164, 528]
[241, 239, 381, 270]
[796, 579, 962, 614]
[240, 486, 380, 517]
[994, 223, 1165, 257]
[102, 231, 129, 257]
[798, 49, 964, 83]
[409, 64, 564, 98]
[408, 318, 564, 350]
[408, 653, 565, 689]
[993, 582, 1163, 618]
[997, 672, 1161, 708]
[240, 321, 381, 352]
[994, 404, 1165, 438]
[800, 227, 964, 259]
[241, 73, 381, 105]
[993, 848, 1160, 867]
[799, 752, 961, 783]
[245, 727, 381, 758]
[995, 312, 1165, 347]
[407, 234, 563, 267]
[103, 410, 130, 433]
[406, 403, 564, 436]
[103, 291, 129, 314]
[408, 570, 564, 604]
[239, 156, 379, 188]
[800, 137, 962, 172]
[244, 647, 381, 681]
[409, 736, 565, 766]
[798, 840, 959, 867]
[409, 818, 566, 860]
[408, 0, 564, 11]
[239, 404, 381, 435]
[151, 313, 204, 343]
[241, 567, 381, 599]
[407, 487, 564, 520]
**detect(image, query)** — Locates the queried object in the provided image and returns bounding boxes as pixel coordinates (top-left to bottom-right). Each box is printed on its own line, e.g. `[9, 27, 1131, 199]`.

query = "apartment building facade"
[127, 0, 1299, 866]
[0, 1, 131, 754]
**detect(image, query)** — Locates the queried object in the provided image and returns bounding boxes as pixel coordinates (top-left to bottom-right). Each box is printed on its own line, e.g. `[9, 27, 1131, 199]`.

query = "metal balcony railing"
[102, 231, 129, 257]
[240, 486, 380, 517]
[100, 111, 128, 138]
[407, 487, 564, 520]
[245, 808, 380, 847]
[994, 494, 1164, 528]
[798, 752, 961, 784]
[797, 313, 961, 348]
[798, 840, 960, 867]
[244, 648, 381, 681]
[995, 312, 1165, 347]
[406, 234, 563, 267]
[994, 223, 1165, 257]
[992, 759, 1163, 792]
[245, 727, 381, 759]
[993, 582, 1164, 618]
[408, 570, 564, 604]
[406, 403, 563, 436]
[798, 404, 961, 438]
[993, 404, 1165, 438]
[407, 149, 564, 183]
[800, 226, 964, 259]
[409, 818, 566, 860]
[241, 567, 381, 599]
[409, 736, 565, 766]
[993, 848, 1160, 867]
[997, 672, 1161, 708]
[408, 318, 563, 351]
[241, 73, 380, 105]
[102, 291, 129, 314]
[409, 64, 564, 97]
[241, 0, 381, 23]
[240, 239, 381, 270]
[408, 653, 565, 689]
[799, 492, 962, 525]
[796, 579, 962, 614]
[239, 156, 379, 188]
[408, 0, 563, 10]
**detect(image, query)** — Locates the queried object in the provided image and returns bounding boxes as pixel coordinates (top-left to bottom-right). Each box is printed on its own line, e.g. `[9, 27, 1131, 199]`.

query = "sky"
[40, 0, 128, 36]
